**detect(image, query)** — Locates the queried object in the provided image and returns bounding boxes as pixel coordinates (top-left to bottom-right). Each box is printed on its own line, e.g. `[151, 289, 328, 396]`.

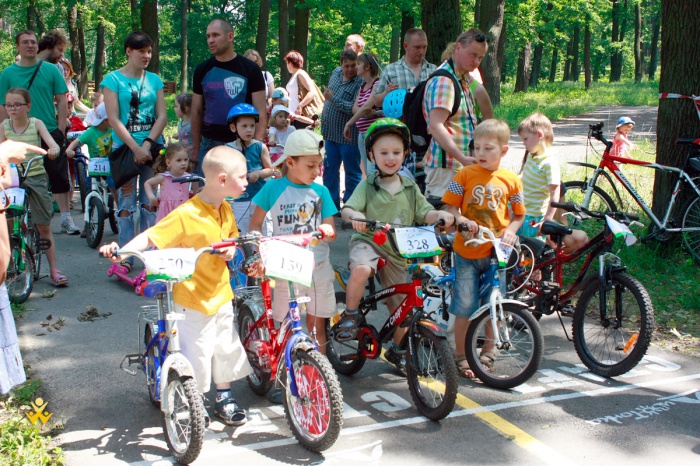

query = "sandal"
[50, 269, 69, 287]
[479, 351, 496, 371]
[455, 355, 475, 378]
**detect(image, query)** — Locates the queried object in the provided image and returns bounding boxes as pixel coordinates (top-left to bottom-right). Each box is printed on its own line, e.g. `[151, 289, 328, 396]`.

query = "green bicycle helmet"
[365, 117, 411, 154]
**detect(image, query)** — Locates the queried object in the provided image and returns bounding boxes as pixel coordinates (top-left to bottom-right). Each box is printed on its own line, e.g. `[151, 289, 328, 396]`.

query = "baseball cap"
[92, 103, 108, 126]
[271, 88, 289, 101]
[273, 130, 324, 168]
[616, 116, 635, 129]
[271, 104, 291, 120]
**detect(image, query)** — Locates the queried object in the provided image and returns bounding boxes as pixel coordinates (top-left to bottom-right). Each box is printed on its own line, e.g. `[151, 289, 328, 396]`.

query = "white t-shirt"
[268, 125, 296, 158]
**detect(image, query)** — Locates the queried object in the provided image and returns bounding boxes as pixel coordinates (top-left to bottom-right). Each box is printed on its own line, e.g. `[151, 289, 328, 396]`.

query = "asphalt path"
[16, 106, 699, 466]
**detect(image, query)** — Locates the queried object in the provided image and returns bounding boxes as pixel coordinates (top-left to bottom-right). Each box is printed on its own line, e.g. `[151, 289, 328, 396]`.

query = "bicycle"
[327, 219, 458, 420]
[84, 157, 118, 248]
[119, 246, 213, 465]
[4, 156, 51, 303]
[72, 145, 89, 213]
[563, 121, 700, 262]
[509, 201, 655, 377]
[230, 231, 344, 452]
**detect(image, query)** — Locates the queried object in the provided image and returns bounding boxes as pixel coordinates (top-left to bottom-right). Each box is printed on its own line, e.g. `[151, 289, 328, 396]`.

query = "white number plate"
[143, 248, 197, 281]
[395, 227, 441, 258]
[606, 215, 637, 246]
[493, 239, 514, 267]
[259, 240, 314, 287]
[5, 187, 26, 210]
[88, 158, 111, 176]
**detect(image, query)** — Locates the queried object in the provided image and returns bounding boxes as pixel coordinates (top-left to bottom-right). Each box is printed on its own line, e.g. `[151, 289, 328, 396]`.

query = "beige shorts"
[174, 301, 252, 394]
[22, 173, 54, 226]
[424, 166, 458, 200]
[349, 240, 409, 311]
[273, 259, 337, 321]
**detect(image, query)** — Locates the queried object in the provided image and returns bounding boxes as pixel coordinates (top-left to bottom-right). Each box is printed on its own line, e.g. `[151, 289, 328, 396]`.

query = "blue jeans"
[448, 254, 491, 319]
[196, 136, 226, 177]
[323, 140, 362, 210]
[117, 159, 156, 248]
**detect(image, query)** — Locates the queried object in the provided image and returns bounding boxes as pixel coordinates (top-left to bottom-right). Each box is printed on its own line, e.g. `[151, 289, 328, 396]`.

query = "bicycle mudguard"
[284, 333, 318, 397]
[159, 353, 197, 413]
[469, 299, 529, 321]
[415, 319, 449, 338]
[83, 191, 101, 222]
[567, 161, 597, 169]
[237, 297, 265, 321]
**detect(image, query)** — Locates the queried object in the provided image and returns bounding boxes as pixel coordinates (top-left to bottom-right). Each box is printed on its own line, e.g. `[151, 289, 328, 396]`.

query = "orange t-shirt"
[442, 165, 526, 259]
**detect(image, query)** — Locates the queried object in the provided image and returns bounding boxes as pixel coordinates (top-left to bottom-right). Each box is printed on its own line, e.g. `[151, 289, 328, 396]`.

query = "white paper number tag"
[493, 239, 514, 267]
[605, 215, 637, 246]
[394, 227, 441, 258]
[143, 248, 197, 281]
[5, 187, 26, 210]
[88, 158, 111, 177]
[259, 240, 314, 287]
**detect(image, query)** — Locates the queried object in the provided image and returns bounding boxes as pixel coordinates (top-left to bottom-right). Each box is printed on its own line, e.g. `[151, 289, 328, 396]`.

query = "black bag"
[402, 59, 462, 156]
[108, 145, 140, 189]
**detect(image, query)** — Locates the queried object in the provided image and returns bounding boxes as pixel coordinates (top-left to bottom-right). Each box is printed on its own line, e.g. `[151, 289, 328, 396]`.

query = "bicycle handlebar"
[462, 226, 499, 247]
[588, 122, 613, 151]
[173, 175, 205, 184]
[113, 246, 218, 264]
[17, 156, 45, 179]
[211, 231, 324, 250]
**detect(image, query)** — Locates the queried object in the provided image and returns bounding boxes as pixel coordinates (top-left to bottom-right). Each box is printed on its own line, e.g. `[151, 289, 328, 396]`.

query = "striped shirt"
[356, 79, 380, 133]
[521, 148, 560, 216]
[3, 118, 45, 177]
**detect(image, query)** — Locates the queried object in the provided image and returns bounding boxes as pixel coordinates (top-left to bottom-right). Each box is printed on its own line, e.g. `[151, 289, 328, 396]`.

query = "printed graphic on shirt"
[202, 67, 248, 126]
[274, 196, 323, 235]
[126, 81, 155, 133]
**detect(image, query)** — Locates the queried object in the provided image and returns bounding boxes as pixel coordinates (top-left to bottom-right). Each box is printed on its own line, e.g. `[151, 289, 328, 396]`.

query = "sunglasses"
[464, 34, 488, 44]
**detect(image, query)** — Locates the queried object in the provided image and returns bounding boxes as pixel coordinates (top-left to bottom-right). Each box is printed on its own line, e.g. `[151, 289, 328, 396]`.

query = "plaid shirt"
[321, 71, 363, 145]
[422, 61, 477, 170]
[375, 57, 436, 94]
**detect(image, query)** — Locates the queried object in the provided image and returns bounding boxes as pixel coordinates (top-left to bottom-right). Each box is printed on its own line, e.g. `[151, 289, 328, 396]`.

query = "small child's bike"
[119, 247, 213, 464]
[226, 231, 344, 452]
[84, 156, 118, 248]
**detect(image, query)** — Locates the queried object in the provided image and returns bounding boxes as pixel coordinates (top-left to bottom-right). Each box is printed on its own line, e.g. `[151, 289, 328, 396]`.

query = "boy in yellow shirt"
[100, 146, 252, 425]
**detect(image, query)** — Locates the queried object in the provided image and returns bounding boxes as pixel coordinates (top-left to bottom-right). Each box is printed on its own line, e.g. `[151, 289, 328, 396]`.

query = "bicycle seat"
[540, 220, 572, 240]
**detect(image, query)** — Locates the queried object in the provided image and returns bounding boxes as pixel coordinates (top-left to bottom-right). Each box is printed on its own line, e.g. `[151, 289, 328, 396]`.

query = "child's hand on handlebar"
[65, 148, 75, 158]
[99, 242, 120, 261]
[318, 224, 336, 240]
[436, 211, 455, 227]
[458, 217, 479, 235]
[216, 246, 237, 261]
[351, 214, 368, 233]
[500, 229, 518, 247]
[47, 146, 60, 159]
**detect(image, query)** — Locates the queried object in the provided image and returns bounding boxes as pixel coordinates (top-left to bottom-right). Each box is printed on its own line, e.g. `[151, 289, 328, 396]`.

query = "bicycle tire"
[107, 194, 119, 234]
[86, 197, 105, 249]
[572, 272, 654, 377]
[281, 349, 344, 452]
[143, 326, 161, 407]
[562, 181, 617, 238]
[29, 226, 43, 281]
[75, 160, 88, 213]
[161, 371, 205, 465]
[6, 240, 34, 304]
[465, 303, 543, 390]
[237, 306, 274, 395]
[406, 325, 457, 421]
[325, 291, 367, 376]
[680, 193, 700, 265]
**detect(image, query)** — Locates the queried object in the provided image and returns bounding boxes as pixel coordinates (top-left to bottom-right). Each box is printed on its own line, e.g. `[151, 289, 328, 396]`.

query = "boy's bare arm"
[319, 216, 337, 242]
[502, 214, 525, 246]
[248, 205, 267, 233]
[423, 209, 454, 226]
[99, 231, 155, 261]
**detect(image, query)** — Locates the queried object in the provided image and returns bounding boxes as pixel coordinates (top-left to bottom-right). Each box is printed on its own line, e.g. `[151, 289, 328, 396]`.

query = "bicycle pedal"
[541, 281, 561, 292]
[37, 239, 51, 251]
[559, 303, 575, 318]
[120, 353, 142, 375]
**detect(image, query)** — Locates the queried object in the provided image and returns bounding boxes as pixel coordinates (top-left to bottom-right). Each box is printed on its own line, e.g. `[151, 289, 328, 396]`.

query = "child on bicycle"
[0, 87, 70, 286]
[144, 143, 191, 223]
[517, 112, 588, 253]
[226, 103, 274, 234]
[442, 119, 525, 378]
[249, 130, 337, 358]
[610, 116, 635, 159]
[267, 104, 296, 167]
[100, 145, 253, 426]
[336, 118, 454, 375]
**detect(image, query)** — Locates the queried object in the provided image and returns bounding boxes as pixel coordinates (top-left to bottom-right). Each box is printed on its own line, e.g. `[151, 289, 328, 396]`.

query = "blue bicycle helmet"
[227, 103, 259, 125]
[382, 88, 407, 119]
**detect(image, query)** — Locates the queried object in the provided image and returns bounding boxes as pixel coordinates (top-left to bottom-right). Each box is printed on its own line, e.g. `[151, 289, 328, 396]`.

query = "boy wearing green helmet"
[336, 118, 454, 375]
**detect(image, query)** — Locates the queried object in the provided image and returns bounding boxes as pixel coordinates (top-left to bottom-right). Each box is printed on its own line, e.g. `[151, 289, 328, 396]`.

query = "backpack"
[402, 59, 462, 156]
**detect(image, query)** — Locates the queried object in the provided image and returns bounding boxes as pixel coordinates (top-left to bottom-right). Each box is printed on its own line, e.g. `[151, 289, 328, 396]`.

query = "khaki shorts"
[424, 166, 458, 200]
[22, 173, 54, 226]
[273, 259, 337, 320]
[349, 240, 409, 311]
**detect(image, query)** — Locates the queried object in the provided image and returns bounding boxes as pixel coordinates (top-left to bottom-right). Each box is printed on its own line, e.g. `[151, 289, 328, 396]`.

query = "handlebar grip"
[211, 239, 238, 249]
[172, 175, 204, 184]
[457, 224, 470, 232]
[341, 221, 354, 231]
[551, 201, 578, 211]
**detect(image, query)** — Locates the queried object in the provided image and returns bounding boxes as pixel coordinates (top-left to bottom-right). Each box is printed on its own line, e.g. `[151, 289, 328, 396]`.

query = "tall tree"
[294, 0, 310, 62]
[76, 6, 88, 97]
[421, 0, 462, 66]
[514, 43, 531, 93]
[94, 13, 105, 88]
[180, 0, 188, 93]
[647, 3, 660, 81]
[279, 0, 290, 84]
[633, 0, 643, 82]
[478, 0, 506, 105]
[141, 0, 159, 74]
[584, 21, 592, 89]
[256, 0, 271, 64]
[399, 10, 415, 58]
[609, 0, 627, 82]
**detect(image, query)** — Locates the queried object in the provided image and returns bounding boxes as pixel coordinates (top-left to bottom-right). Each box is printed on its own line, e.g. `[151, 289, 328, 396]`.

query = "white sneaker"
[61, 217, 80, 235]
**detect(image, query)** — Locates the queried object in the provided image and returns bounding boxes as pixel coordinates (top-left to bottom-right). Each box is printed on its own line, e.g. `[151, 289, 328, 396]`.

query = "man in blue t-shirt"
[191, 19, 267, 174]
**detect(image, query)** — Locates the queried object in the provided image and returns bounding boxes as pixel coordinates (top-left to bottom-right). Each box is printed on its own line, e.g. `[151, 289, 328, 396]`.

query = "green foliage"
[0, 414, 65, 466]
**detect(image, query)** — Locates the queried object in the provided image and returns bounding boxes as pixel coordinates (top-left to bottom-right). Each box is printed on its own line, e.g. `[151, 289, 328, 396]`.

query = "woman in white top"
[243, 49, 274, 104]
[283, 50, 320, 128]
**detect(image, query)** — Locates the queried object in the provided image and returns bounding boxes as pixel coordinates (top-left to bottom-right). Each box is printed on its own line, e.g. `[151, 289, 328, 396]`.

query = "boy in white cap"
[611, 116, 635, 159]
[268, 104, 296, 165]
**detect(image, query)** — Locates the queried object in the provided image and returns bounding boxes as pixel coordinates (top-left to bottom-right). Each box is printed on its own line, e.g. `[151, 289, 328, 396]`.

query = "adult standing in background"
[243, 49, 274, 105]
[191, 19, 267, 173]
[101, 30, 167, 270]
[59, 57, 91, 114]
[284, 50, 323, 129]
[321, 49, 363, 210]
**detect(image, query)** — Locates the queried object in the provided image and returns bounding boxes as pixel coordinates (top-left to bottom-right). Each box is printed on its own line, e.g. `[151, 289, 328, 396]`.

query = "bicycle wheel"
[6, 240, 34, 304]
[143, 326, 161, 407]
[680, 193, 700, 265]
[509, 237, 555, 320]
[86, 197, 105, 248]
[107, 194, 119, 234]
[562, 181, 617, 238]
[406, 325, 457, 421]
[325, 291, 367, 376]
[573, 272, 654, 377]
[465, 303, 543, 390]
[237, 306, 273, 395]
[27, 226, 43, 281]
[282, 349, 344, 452]
[75, 160, 88, 213]
[161, 371, 205, 465]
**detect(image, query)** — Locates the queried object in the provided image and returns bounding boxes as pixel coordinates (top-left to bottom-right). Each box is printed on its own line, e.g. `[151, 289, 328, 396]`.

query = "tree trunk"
[474, 0, 481, 25]
[549, 46, 558, 82]
[77, 7, 88, 97]
[256, 0, 271, 65]
[27, 7, 35, 30]
[584, 23, 592, 89]
[390, 22, 401, 63]
[141, 0, 159, 74]
[180, 0, 188, 93]
[563, 36, 572, 81]
[421, 0, 462, 66]
[634, 2, 644, 82]
[514, 43, 531, 93]
[28, 0, 45, 34]
[294, 0, 310, 63]
[478, 0, 505, 105]
[571, 26, 580, 81]
[94, 17, 105, 88]
[529, 42, 543, 88]
[654, 0, 700, 219]
[610, 0, 626, 82]
[647, 8, 660, 81]
[400, 10, 415, 58]
[129, 0, 139, 30]
[288, 0, 296, 51]
[279, 0, 290, 84]
[67, 4, 79, 65]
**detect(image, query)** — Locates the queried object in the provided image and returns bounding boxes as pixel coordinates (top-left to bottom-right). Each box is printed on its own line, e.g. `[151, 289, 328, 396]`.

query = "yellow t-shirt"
[147, 194, 238, 315]
[442, 164, 526, 259]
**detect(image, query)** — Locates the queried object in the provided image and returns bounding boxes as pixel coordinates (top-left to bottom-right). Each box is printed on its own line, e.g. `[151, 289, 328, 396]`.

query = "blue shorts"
[448, 254, 491, 319]
[518, 214, 546, 240]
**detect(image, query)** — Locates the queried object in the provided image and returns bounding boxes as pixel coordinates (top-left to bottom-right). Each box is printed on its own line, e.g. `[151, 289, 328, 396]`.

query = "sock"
[216, 388, 231, 403]
[61, 212, 70, 221]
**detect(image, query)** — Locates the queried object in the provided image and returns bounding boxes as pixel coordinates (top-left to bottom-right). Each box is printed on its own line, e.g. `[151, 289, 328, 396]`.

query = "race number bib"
[259, 240, 314, 287]
[143, 248, 197, 281]
[394, 227, 441, 258]
[88, 158, 111, 177]
[5, 187, 26, 210]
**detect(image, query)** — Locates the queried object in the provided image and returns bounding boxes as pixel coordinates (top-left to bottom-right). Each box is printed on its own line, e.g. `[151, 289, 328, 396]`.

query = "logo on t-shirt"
[472, 183, 503, 211]
[224, 76, 246, 99]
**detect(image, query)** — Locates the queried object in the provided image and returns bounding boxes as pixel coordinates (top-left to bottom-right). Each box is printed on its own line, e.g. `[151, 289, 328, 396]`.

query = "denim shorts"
[448, 254, 491, 319]
[518, 214, 546, 240]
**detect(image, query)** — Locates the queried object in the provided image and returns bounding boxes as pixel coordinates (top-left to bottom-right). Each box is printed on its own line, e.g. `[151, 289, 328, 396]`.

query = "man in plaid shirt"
[422, 28, 488, 202]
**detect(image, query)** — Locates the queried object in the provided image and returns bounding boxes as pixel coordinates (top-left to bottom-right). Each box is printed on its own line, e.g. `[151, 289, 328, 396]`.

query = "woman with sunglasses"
[101, 30, 166, 272]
